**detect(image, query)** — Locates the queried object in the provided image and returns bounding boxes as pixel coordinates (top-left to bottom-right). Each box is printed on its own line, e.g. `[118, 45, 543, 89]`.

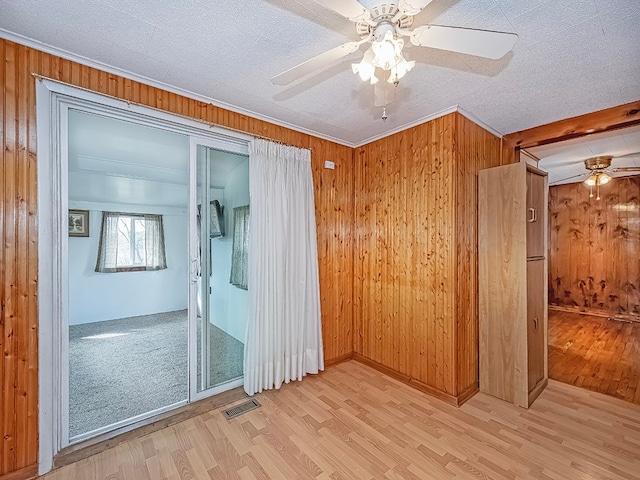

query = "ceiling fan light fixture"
[584, 171, 612, 187]
[584, 174, 597, 187]
[388, 57, 415, 83]
[598, 172, 612, 185]
[372, 30, 404, 70]
[352, 47, 377, 82]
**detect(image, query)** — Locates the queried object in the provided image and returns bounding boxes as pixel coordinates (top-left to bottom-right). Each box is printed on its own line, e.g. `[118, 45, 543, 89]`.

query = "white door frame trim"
[36, 78, 249, 475]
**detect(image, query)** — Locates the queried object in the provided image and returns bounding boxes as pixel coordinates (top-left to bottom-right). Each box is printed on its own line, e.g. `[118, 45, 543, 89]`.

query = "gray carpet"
[69, 310, 244, 438]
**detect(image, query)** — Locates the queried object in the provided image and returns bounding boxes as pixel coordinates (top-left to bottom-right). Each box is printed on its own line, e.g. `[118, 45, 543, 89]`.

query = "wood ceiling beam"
[503, 99, 640, 150]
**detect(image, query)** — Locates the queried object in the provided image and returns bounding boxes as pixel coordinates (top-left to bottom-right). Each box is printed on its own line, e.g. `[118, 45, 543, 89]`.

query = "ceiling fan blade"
[550, 172, 589, 185]
[314, 0, 371, 22]
[612, 167, 640, 172]
[271, 42, 361, 86]
[373, 81, 396, 107]
[398, 0, 435, 16]
[613, 152, 640, 160]
[410, 25, 518, 59]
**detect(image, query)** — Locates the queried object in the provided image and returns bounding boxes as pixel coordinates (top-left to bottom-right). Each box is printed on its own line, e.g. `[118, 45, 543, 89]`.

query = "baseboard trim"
[456, 383, 480, 406]
[53, 386, 247, 469]
[0, 464, 38, 480]
[352, 353, 472, 406]
[549, 305, 640, 323]
[324, 352, 354, 368]
[528, 378, 548, 407]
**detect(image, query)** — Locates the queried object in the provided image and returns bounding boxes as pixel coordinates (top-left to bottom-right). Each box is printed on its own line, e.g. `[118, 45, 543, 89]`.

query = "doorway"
[37, 79, 251, 471]
[525, 125, 640, 405]
[66, 109, 191, 441]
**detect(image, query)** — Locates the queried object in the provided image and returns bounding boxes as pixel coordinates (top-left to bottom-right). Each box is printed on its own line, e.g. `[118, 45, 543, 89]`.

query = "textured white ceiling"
[1, 0, 639, 146]
[529, 124, 640, 185]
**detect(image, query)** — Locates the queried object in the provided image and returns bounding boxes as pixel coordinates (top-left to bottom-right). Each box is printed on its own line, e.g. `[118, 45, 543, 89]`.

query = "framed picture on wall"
[69, 209, 89, 237]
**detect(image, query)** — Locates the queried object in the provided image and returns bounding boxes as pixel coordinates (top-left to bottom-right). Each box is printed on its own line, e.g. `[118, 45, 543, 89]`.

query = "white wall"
[210, 158, 249, 342]
[68, 205, 188, 325]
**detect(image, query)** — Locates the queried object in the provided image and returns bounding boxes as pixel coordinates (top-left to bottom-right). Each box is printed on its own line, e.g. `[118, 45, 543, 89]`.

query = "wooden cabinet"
[526, 170, 546, 258]
[478, 161, 548, 408]
[527, 259, 545, 391]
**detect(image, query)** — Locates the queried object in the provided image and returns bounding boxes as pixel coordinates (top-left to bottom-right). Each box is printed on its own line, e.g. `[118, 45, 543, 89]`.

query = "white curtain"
[243, 138, 323, 395]
[143, 214, 167, 270]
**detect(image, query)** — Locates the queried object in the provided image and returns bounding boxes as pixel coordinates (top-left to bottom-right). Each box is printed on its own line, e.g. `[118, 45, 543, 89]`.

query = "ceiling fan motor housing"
[585, 156, 612, 171]
[355, 2, 414, 38]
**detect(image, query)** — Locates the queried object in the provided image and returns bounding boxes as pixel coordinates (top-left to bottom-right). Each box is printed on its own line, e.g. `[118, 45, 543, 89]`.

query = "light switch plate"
[324, 160, 335, 169]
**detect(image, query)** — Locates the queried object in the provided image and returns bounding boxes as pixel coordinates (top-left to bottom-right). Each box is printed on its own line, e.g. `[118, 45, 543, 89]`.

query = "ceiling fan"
[270, 0, 518, 108]
[550, 154, 640, 199]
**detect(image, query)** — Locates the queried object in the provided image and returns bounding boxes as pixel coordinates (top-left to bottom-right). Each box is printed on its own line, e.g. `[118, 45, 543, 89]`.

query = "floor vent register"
[223, 399, 261, 419]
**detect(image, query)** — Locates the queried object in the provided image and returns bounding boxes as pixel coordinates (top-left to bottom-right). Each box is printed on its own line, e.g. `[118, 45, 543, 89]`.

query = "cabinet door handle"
[527, 207, 537, 223]
[533, 316, 539, 332]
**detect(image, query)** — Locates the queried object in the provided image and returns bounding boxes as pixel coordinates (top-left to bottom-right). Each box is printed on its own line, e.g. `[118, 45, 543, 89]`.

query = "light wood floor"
[40, 360, 640, 480]
[548, 310, 640, 405]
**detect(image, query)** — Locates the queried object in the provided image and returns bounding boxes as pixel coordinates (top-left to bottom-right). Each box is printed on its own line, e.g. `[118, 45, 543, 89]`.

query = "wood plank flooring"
[40, 360, 640, 480]
[548, 310, 640, 405]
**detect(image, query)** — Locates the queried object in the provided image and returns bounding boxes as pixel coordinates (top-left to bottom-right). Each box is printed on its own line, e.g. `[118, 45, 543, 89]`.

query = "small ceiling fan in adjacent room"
[270, 0, 518, 113]
[550, 154, 640, 200]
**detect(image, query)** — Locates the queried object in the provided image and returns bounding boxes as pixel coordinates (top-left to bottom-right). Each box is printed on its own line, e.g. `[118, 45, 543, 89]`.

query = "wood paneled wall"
[0, 38, 354, 478]
[454, 114, 505, 395]
[354, 114, 457, 396]
[353, 112, 503, 403]
[548, 177, 640, 318]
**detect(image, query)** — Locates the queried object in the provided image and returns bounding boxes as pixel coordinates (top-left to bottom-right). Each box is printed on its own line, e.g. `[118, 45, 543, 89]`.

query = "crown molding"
[456, 105, 503, 139]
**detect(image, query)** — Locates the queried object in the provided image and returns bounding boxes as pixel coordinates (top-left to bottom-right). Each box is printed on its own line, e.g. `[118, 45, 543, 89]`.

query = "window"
[95, 212, 167, 273]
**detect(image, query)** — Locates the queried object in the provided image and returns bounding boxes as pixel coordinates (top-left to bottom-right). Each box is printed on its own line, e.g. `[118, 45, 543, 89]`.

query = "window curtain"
[95, 212, 120, 273]
[243, 138, 323, 396]
[144, 214, 167, 270]
[95, 212, 167, 272]
[230, 205, 249, 290]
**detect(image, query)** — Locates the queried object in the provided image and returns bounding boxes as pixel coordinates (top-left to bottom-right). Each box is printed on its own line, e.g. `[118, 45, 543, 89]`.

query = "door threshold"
[53, 386, 247, 469]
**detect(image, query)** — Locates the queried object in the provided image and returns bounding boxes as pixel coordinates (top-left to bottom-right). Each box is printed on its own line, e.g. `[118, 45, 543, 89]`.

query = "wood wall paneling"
[454, 114, 504, 397]
[308, 136, 355, 361]
[354, 115, 456, 397]
[548, 177, 640, 318]
[1, 39, 40, 479]
[354, 112, 505, 403]
[0, 38, 354, 478]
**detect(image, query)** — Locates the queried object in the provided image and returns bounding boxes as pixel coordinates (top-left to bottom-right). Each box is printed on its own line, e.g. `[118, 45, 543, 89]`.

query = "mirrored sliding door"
[190, 139, 249, 398]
